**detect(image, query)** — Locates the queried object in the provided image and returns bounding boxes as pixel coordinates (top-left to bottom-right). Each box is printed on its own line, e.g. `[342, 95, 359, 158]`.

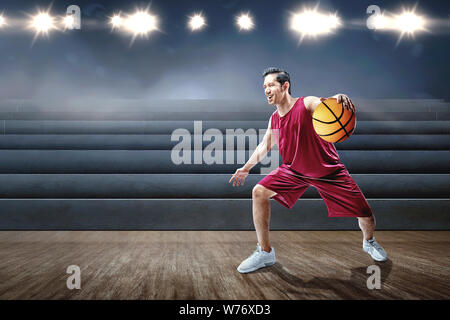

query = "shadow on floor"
[257, 259, 393, 299]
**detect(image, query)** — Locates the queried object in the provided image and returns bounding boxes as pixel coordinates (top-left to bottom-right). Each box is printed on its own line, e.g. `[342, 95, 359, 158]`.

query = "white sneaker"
[237, 243, 276, 273]
[363, 237, 387, 262]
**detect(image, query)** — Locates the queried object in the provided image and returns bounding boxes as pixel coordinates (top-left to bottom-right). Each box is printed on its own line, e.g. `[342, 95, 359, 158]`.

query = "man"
[229, 67, 387, 274]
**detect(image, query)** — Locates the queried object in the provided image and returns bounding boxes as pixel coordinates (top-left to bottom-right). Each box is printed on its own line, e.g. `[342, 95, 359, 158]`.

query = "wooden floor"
[0, 231, 448, 300]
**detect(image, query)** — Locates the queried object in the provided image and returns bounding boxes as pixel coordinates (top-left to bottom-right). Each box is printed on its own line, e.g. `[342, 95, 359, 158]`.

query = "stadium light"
[236, 13, 254, 31]
[291, 9, 341, 38]
[124, 11, 158, 36]
[371, 13, 390, 30]
[30, 12, 57, 37]
[394, 11, 426, 34]
[367, 6, 428, 41]
[188, 13, 206, 31]
[110, 15, 123, 28]
[0, 15, 5, 28]
[63, 15, 74, 29]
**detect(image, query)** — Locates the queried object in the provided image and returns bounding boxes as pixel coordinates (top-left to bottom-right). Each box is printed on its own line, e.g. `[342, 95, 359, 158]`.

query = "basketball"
[312, 98, 356, 143]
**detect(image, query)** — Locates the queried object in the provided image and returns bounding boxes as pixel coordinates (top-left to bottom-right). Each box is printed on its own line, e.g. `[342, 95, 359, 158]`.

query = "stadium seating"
[0, 98, 448, 230]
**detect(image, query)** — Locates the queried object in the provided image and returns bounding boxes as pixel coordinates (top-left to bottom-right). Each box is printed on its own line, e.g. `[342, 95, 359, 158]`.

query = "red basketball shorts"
[258, 164, 373, 218]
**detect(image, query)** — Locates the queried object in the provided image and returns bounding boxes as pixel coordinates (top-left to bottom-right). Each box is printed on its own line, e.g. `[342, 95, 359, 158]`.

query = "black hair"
[262, 67, 291, 94]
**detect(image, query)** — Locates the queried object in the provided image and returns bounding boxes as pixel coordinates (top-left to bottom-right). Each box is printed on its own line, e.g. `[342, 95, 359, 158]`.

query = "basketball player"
[229, 68, 387, 273]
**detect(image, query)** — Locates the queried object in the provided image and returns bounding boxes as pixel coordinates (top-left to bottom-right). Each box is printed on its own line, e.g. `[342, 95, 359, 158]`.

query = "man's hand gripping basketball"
[308, 94, 355, 116]
[334, 94, 355, 113]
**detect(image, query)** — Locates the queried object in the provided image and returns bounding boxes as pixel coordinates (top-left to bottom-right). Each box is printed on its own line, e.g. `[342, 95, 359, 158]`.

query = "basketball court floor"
[0, 230, 448, 300]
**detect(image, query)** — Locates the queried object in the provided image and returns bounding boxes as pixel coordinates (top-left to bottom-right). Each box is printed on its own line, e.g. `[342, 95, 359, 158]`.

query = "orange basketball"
[312, 98, 356, 143]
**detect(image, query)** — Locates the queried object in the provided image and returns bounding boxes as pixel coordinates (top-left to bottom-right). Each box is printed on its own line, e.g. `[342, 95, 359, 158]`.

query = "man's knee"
[252, 184, 273, 200]
[358, 214, 375, 224]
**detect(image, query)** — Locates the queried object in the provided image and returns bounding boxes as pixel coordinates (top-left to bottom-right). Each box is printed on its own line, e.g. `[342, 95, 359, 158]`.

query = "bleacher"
[0, 98, 449, 230]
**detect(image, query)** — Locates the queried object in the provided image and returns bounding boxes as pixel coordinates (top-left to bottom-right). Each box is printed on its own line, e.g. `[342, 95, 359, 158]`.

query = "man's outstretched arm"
[229, 116, 275, 187]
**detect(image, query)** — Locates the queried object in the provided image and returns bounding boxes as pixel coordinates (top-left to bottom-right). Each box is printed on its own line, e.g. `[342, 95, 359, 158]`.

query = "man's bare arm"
[243, 117, 275, 171]
[229, 117, 275, 186]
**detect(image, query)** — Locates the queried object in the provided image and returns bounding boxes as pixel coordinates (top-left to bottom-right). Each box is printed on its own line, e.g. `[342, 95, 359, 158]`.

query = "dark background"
[0, 0, 449, 103]
[0, 1, 449, 230]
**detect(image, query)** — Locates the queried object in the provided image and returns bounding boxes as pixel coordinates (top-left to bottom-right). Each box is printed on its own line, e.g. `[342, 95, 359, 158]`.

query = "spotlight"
[31, 13, 55, 34]
[236, 13, 254, 31]
[188, 14, 206, 31]
[394, 11, 425, 34]
[371, 14, 390, 30]
[63, 15, 74, 29]
[125, 11, 157, 36]
[291, 9, 341, 38]
[110, 15, 123, 28]
[0, 16, 5, 27]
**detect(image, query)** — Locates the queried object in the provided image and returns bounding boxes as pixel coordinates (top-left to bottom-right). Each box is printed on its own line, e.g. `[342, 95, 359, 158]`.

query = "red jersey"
[270, 97, 345, 178]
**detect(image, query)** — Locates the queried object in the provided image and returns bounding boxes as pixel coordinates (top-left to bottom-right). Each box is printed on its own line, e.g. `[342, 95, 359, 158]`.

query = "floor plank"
[0, 231, 448, 300]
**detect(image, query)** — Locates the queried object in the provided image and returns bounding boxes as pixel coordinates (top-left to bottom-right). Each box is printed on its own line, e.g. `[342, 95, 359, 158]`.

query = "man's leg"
[237, 168, 309, 273]
[359, 213, 387, 261]
[252, 184, 277, 253]
[313, 169, 387, 261]
[358, 214, 376, 241]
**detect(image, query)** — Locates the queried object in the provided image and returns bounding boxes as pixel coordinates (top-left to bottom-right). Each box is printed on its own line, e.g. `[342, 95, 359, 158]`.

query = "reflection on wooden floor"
[0, 231, 448, 299]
